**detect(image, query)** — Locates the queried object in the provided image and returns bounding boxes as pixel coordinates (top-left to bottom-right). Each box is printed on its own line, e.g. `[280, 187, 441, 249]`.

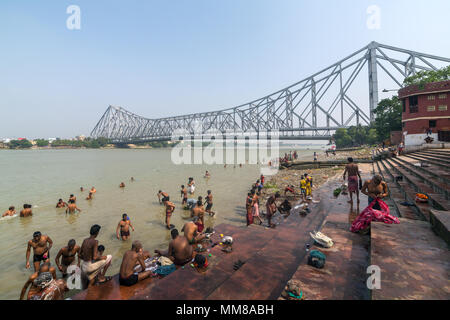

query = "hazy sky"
[1, 0, 449, 139]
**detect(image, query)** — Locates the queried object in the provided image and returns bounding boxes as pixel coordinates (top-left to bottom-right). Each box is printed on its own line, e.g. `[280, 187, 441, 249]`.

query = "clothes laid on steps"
[308, 250, 326, 269]
[155, 264, 176, 276]
[351, 198, 400, 233]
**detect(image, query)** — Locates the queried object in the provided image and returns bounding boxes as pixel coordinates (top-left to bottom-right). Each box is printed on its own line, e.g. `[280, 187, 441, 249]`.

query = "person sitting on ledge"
[154, 229, 193, 266]
[119, 241, 153, 286]
[182, 219, 206, 245]
[278, 199, 292, 216]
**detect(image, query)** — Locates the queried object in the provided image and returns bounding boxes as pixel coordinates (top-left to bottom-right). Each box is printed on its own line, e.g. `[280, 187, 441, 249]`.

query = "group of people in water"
[14, 173, 222, 299]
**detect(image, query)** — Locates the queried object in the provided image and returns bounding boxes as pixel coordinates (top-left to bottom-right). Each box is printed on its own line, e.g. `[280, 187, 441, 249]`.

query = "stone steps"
[403, 154, 450, 172]
[396, 155, 450, 186]
[415, 151, 450, 164]
[370, 218, 450, 300]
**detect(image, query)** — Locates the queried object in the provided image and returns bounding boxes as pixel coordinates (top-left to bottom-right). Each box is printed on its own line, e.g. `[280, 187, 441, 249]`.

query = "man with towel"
[343, 157, 362, 205]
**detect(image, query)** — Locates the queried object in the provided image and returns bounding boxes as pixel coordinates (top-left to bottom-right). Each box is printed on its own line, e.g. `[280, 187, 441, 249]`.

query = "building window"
[409, 95, 418, 113]
[427, 106, 436, 112]
[428, 95, 435, 100]
[429, 120, 437, 128]
[438, 105, 448, 111]
[402, 99, 406, 112]
[438, 93, 447, 99]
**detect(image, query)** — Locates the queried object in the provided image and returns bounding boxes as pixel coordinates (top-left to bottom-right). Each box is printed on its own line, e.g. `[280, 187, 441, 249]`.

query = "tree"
[403, 66, 450, 88]
[333, 128, 353, 148]
[373, 96, 402, 143]
[35, 139, 49, 147]
[9, 139, 33, 149]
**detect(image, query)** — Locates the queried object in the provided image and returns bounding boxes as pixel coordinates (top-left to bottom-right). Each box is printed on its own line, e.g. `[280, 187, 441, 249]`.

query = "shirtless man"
[204, 170, 210, 178]
[86, 192, 93, 200]
[116, 213, 135, 240]
[80, 187, 84, 192]
[26, 231, 53, 271]
[158, 190, 169, 205]
[119, 241, 153, 286]
[343, 157, 362, 204]
[119, 182, 125, 188]
[20, 204, 32, 217]
[56, 199, 67, 208]
[66, 199, 82, 214]
[180, 185, 188, 205]
[20, 262, 57, 300]
[164, 199, 175, 230]
[154, 229, 193, 266]
[361, 175, 389, 210]
[182, 220, 206, 245]
[79, 224, 112, 287]
[204, 190, 215, 216]
[191, 200, 205, 225]
[2, 206, 16, 217]
[266, 192, 280, 228]
[28, 271, 67, 300]
[55, 239, 80, 277]
[69, 194, 76, 203]
[90, 187, 97, 194]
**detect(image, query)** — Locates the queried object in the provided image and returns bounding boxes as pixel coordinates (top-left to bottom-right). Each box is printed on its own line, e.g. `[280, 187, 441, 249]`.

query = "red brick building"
[398, 80, 450, 146]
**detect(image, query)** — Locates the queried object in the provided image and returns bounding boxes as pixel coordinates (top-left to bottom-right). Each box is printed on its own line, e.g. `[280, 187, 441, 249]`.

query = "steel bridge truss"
[91, 41, 450, 142]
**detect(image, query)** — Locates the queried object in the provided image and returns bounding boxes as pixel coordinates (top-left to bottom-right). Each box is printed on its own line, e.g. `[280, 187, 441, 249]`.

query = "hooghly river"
[0, 147, 318, 299]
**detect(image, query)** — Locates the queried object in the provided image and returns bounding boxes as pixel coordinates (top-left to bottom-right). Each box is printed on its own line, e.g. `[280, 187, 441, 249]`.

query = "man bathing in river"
[361, 175, 389, 210]
[180, 185, 188, 205]
[66, 199, 82, 213]
[90, 187, 97, 194]
[116, 213, 135, 240]
[86, 192, 93, 200]
[164, 198, 176, 229]
[343, 157, 362, 204]
[2, 206, 16, 217]
[204, 190, 215, 216]
[119, 241, 153, 286]
[69, 194, 76, 203]
[119, 182, 125, 188]
[20, 204, 33, 217]
[79, 224, 112, 286]
[56, 199, 67, 208]
[26, 231, 53, 272]
[54, 239, 80, 277]
[20, 262, 58, 300]
[182, 220, 206, 244]
[155, 229, 193, 266]
[158, 190, 169, 205]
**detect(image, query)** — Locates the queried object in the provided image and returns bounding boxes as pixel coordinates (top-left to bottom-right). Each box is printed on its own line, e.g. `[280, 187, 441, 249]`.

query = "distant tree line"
[7, 137, 111, 149]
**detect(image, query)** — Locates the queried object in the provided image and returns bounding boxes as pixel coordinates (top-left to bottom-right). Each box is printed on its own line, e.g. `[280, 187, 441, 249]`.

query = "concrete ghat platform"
[73, 181, 336, 300]
[371, 218, 450, 300]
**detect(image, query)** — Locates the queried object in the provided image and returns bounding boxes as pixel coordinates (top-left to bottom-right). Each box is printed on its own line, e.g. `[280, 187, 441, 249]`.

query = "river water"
[0, 147, 319, 299]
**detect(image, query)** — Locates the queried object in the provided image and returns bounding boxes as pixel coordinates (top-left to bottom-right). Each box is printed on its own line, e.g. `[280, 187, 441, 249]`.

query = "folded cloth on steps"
[350, 198, 399, 233]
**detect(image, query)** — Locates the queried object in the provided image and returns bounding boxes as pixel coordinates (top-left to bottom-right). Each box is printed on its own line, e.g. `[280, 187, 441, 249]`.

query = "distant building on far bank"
[399, 80, 450, 146]
[76, 135, 86, 141]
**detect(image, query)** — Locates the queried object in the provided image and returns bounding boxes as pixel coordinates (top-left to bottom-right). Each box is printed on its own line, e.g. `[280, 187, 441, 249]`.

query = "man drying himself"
[181, 185, 188, 205]
[343, 157, 362, 204]
[154, 229, 193, 266]
[66, 199, 82, 214]
[158, 190, 169, 205]
[116, 213, 135, 240]
[55, 239, 80, 277]
[56, 199, 67, 208]
[20, 262, 57, 300]
[265, 192, 280, 228]
[79, 224, 112, 287]
[119, 241, 153, 286]
[361, 175, 389, 210]
[2, 206, 16, 217]
[182, 220, 206, 244]
[20, 204, 33, 217]
[165, 198, 176, 230]
[204, 190, 215, 216]
[26, 231, 53, 272]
